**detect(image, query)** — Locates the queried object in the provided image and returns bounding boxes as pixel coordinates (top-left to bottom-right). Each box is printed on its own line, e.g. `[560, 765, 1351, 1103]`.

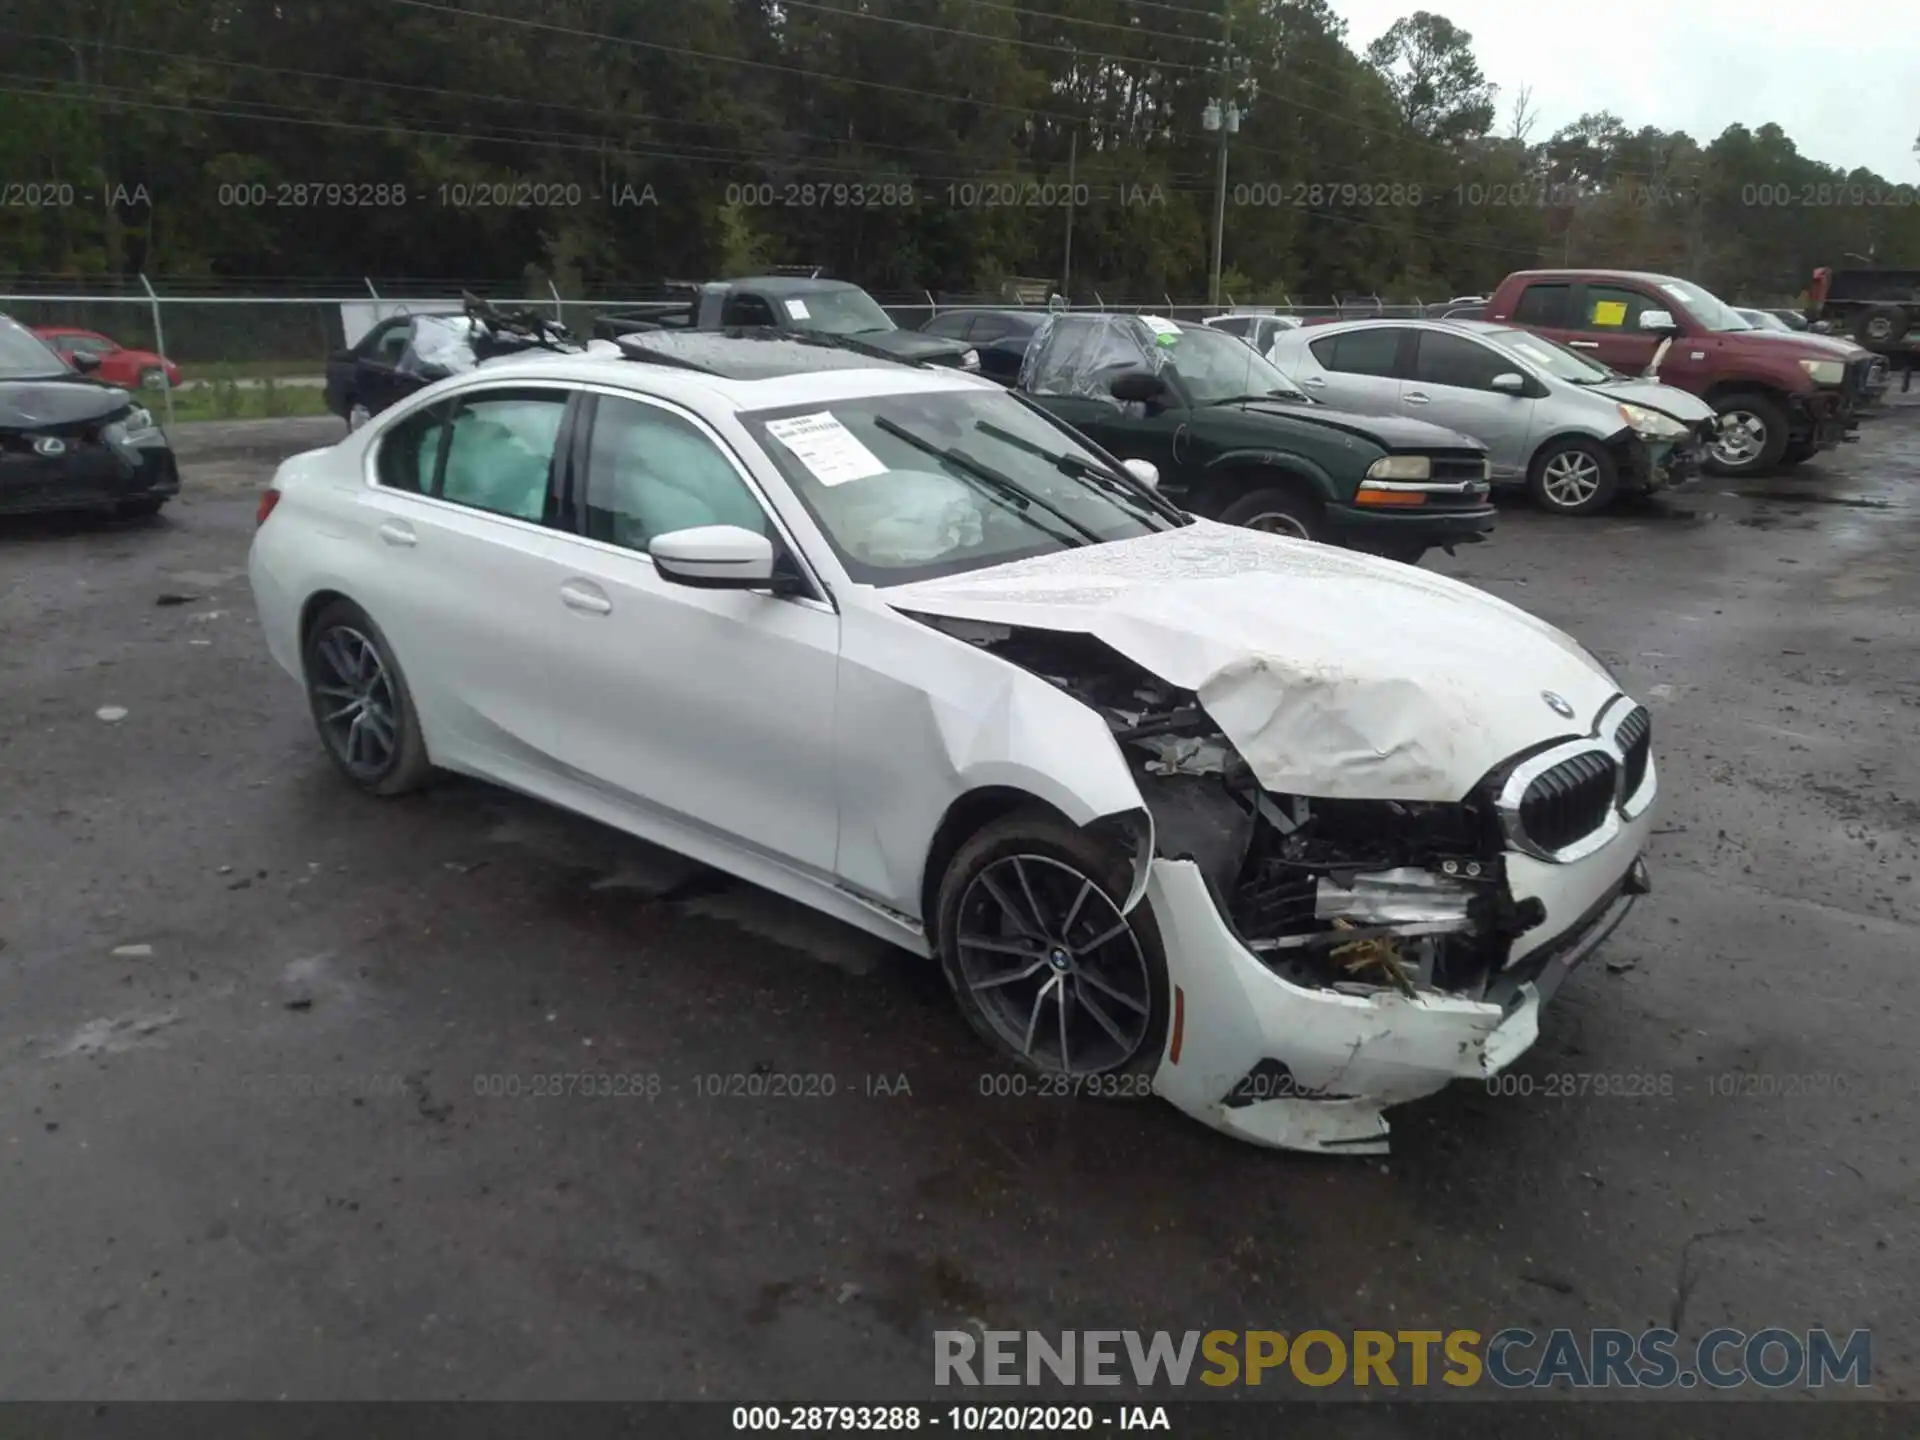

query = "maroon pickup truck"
[1485, 269, 1873, 477]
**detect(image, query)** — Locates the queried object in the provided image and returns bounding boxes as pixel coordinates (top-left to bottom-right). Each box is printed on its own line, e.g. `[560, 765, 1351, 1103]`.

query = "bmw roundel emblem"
[1542, 690, 1576, 719]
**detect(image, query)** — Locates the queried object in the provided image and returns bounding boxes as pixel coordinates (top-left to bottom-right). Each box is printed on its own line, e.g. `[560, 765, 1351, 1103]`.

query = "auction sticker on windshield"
[784, 298, 811, 320]
[763, 411, 888, 486]
[1141, 315, 1182, 344]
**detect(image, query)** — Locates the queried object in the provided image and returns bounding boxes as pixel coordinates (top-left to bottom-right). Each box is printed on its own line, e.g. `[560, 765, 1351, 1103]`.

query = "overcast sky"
[1329, 0, 1920, 181]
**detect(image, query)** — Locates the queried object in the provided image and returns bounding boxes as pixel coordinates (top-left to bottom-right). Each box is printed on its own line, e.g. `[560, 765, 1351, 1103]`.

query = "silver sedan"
[1267, 319, 1718, 515]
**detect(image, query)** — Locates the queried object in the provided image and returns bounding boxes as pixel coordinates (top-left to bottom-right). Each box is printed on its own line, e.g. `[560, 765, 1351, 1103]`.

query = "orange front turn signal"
[1354, 486, 1429, 507]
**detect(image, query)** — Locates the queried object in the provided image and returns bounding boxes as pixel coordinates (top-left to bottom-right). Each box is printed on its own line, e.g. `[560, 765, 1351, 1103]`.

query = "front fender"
[1203, 448, 1342, 503]
[832, 603, 1152, 924]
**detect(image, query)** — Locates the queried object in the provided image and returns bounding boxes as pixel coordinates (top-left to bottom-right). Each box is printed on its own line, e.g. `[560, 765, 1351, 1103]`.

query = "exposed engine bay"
[917, 617, 1548, 998]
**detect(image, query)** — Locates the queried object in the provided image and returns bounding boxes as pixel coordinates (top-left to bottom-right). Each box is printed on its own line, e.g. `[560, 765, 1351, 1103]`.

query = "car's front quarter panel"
[830, 599, 1152, 927]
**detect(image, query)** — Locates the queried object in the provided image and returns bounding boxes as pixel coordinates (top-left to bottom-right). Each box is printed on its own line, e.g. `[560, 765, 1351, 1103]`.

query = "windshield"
[1163, 323, 1307, 402]
[0, 316, 74, 379]
[1657, 278, 1751, 333]
[743, 387, 1181, 586]
[1738, 308, 1789, 332]
[1482, 327, 1615, 384]
[782, 288, 897, 337]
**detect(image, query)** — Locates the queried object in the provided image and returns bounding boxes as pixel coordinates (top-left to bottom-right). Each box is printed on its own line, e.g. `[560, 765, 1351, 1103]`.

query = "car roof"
[930, 307, 1042, 320]
[451, 334, 988, 411]
[1287, 317, 1512, 338]
[726, 277, 865, 296]
[1503, 268, 1684, 286]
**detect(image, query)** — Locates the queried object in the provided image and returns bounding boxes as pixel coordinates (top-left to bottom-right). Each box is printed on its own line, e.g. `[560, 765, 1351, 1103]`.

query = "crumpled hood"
[1233, 400, 1482, 452]
[0, 377, 132, 432]
[1590, 379, 1717, 424]
[884, 520, 1622, 801]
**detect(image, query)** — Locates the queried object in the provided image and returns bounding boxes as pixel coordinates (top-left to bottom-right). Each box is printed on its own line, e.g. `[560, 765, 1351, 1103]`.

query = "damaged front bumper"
[1146, 801, 1655, 1156]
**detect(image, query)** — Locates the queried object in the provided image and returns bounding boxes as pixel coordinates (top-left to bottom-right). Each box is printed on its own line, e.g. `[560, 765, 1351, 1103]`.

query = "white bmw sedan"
[249, 330, 1657, 1155]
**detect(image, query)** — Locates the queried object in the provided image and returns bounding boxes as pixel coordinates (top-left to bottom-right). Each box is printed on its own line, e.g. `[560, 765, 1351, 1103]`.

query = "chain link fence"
[0, 275, 1464, 424]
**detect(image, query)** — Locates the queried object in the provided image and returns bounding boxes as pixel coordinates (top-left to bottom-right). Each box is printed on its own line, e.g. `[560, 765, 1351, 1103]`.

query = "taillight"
[256, 488, 281, 526]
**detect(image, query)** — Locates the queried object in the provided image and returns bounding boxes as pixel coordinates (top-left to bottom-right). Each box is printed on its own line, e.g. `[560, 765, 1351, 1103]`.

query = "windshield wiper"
[971, 419, 1185, 528]
[873, 415, 1101, 547]
[1204, 390, 1302, 406]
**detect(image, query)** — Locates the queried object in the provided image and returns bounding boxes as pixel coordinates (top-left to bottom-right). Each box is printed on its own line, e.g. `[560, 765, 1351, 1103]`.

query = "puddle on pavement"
[1728, 491, 1899, 510]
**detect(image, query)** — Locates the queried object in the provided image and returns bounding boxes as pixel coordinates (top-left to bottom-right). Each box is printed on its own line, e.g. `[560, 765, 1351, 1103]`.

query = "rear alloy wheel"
[1218, 485, 1325, 541]
[302, 599, 432, 796]
[138, 366, 167, 390]
[936, 811, 1168, 1079]
[1704, 392, 1789, 477]
[1528, 438, 1618, 515]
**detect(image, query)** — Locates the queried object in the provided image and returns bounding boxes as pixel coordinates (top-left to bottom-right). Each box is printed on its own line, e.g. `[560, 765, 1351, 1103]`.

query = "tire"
[137, 366, 167, 390]
[1703, 392, 1790, 477]
[302, 599, 433, 796]
[1851, 305, 1910, 348]
[935, 808, 1170, 1080]
[1778, 438, 1818, 467]
[1527, 437, 1619, 515]
[1217, 483, 1326, 541]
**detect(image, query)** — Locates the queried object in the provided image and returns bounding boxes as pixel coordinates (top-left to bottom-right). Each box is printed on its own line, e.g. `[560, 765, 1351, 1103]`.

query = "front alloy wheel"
[935, 810, 1169, 1079]
[1710, 410, 1768, 468]
[1702, 392, 1789, 477]
[954, 855, 1154, 1074]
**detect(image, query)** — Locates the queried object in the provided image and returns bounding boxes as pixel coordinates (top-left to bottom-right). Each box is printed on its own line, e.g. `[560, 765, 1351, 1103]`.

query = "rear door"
[1499, 280, 1580, 348]
[1301, 326, 1412, 412]
[1403, 329, 1539, 478]
[354, 384, 577, 778]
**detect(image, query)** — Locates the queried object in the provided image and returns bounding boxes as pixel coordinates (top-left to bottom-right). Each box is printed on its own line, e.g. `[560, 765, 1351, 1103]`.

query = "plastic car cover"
[396, 315, 481, 377]
[1017, 314, 1177, 404]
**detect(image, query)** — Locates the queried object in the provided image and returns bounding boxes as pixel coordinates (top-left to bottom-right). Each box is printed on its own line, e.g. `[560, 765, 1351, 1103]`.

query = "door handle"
[1403, 391, 1431, 404]
[1301, 375, 1327, 387]
[560, 580, 612, 616]
[1568, 340, 1599, 349]
[378, 520, 417, 548]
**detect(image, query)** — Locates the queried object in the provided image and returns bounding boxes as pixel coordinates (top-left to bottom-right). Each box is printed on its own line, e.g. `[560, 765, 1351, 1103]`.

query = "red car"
[32, 327, 182, 389]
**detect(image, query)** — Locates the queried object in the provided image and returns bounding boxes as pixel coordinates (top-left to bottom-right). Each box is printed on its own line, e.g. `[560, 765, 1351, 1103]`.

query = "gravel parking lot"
[2, 405, 1917, 1419]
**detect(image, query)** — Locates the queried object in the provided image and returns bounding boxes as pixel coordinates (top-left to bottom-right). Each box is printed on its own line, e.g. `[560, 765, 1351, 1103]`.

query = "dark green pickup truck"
[1016, 314, 1497, 564]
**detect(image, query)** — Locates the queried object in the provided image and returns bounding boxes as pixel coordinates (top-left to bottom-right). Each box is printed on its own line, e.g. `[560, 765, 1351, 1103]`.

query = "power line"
[0, 28, 1027, 171]
[769, 0, 1218, 73]
[385, 0, 1090, 126]
[0, 76, 1211, 187]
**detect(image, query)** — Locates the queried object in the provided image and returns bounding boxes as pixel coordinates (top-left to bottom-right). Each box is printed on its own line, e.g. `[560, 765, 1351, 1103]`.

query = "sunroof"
[614, 330, 904, 380]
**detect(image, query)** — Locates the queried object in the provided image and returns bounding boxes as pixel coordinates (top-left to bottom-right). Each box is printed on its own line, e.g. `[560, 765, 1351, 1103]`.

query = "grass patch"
[157, 376, 334, 424]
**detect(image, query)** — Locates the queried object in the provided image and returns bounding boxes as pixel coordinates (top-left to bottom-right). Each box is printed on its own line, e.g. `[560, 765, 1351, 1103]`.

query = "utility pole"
[1204, 9, 1237, 307]
[1063, 127, 1078, 301]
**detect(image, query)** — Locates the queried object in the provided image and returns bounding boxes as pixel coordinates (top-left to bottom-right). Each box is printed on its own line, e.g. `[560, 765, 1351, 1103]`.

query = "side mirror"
[1121, 458, 1160, 490]
[1638, 310, 1677, 333]
[70, 350, 102, 374]
[1109, 370, 1169, 405]
[1490, 372, 1527, 394]
[650, 525, 776, 590]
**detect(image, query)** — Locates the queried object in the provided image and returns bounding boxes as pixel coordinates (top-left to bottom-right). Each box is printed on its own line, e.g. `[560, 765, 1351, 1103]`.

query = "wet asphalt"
[0, 399, 1917, 1425]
